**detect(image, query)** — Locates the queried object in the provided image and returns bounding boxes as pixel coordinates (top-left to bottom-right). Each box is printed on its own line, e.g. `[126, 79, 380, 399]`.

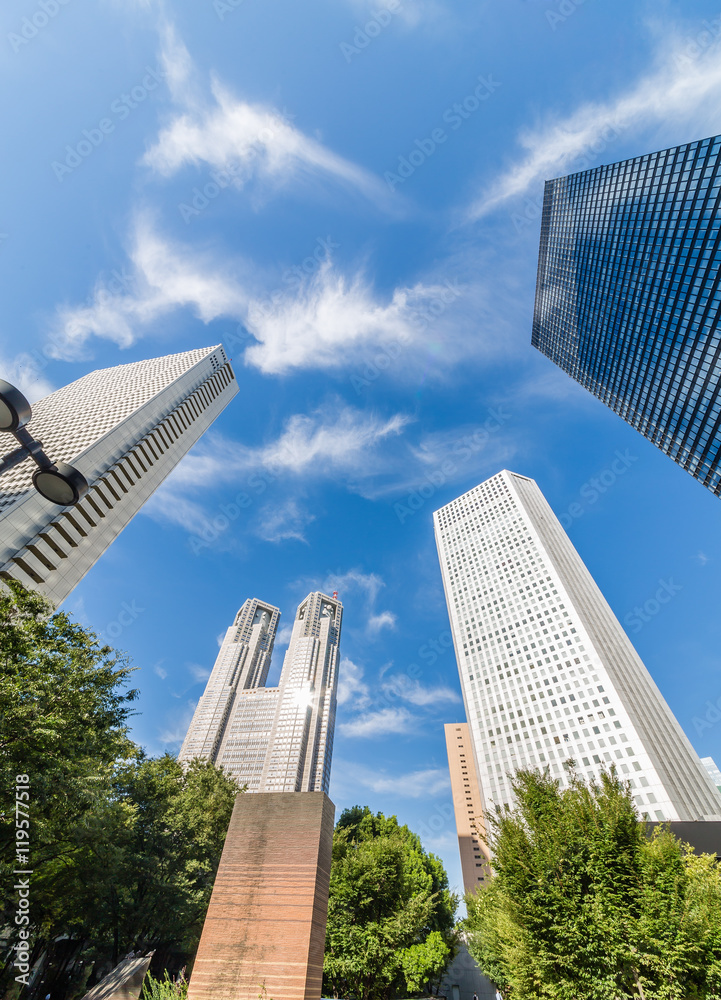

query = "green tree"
[0, 583, 240, 999]
[323, 806, 457, 1000]
[464, 765, 721, 999]
[0, 582, 138, 888]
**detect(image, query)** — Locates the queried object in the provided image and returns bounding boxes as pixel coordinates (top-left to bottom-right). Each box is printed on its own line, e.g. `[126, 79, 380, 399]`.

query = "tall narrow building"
[444, 723, 490, 894]
[179, 591, 343, 794]
[0, 346, 237, 606]
[434, 470, 721, 823]
[533, 134, 721, 496]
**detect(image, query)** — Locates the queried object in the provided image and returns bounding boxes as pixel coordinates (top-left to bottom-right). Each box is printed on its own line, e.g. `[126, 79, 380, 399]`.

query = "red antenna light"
[332, 591, 338, 599]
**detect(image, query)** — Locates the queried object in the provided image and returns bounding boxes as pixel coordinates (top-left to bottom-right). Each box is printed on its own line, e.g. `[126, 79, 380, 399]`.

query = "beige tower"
[445, 723, 490, 895]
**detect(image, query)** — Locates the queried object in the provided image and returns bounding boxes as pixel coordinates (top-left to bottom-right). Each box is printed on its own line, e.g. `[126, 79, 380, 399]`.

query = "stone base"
[81, 952, 154, 1000]
[188, 792, 335, 1000]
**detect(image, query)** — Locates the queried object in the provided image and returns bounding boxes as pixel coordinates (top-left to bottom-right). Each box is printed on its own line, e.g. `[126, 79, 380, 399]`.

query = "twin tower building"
[178, 591, 343, 794]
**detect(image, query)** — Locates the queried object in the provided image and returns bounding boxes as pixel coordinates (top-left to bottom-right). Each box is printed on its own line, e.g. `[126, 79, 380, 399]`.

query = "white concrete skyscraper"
[0, 346, 237, 606]
[434, 470, 721, 823]
[179, 591, 343, 794]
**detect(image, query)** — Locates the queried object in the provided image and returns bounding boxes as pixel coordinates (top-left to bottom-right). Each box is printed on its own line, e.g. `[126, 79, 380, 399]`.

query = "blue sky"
[3, 0, 721, 899]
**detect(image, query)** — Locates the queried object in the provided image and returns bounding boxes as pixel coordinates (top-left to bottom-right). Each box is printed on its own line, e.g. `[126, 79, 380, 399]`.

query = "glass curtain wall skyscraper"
[0, 346, 237, 606]
[533, 134, 721, 496]
[434, 470, 721, 823]
[179, 592, 343, 794]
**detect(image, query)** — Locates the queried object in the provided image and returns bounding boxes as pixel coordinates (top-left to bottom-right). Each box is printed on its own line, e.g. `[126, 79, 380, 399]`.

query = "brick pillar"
[188, 792, 335, 1000]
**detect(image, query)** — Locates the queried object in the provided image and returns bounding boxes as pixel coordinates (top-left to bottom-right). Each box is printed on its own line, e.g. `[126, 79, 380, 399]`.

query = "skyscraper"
[0, 346, 237, 606]
[179, 591, 343, 794]
[434, 470, 721, 823]
[532, 134, 721, 496]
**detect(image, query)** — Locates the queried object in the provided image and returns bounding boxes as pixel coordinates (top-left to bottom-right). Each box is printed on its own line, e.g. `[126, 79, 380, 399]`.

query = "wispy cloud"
[468, 27, 721, 220]
[254, 499, 315, 544]
[337, 761, 451, 797]
[187, 662, 211, 683]
[382, 674, 460, 707]
[49, 217, 455, 373]
[367, 610, 397, 634]
[49, 216, 249, 360]
[337, 657, 371, 710]
[339, 706, 417, 738]
[144, 24, 394, 212]
[158, 405, 411, 487]
[0, 351, 54, 402]
[142, 406, 411, 543]
[244, 262, 445, 376]
[157, 700, 196, 747]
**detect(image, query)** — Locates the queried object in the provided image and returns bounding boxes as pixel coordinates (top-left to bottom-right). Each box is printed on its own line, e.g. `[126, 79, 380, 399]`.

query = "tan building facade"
[445, 723, 490, 895]
[187, 791, 334, 1000]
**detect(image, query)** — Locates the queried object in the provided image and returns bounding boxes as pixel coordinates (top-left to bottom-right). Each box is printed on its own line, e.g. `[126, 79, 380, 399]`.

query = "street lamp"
[0, 378, 89, 506]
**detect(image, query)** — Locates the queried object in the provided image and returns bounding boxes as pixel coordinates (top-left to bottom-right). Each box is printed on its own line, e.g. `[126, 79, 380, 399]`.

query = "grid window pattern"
[533, 134, 721, 495]
[179, 592, 343, 796]
[434, 470, 721, 824]
[0, 346, 237, 607]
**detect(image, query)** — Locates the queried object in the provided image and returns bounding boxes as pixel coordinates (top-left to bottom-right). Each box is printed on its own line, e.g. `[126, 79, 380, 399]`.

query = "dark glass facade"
[533, 134, 721, 496]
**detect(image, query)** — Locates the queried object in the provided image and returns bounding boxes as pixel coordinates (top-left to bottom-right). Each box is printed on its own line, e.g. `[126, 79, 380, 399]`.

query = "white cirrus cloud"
[49, 217, 249, 360]
[187, 662, 211, 683]
[468, 28, 721, 220]
[382, 674, 460, 707]
[143, 24, 395, 211]
[243, 262, 443, 376]
[337, 761, 450, 798]
[0, 351, 54, 402]
[255, 498, 315, 544]
[337, 657, 371, 710]
[142, 406, 411, 541]
[339, 706, 417, 738]
[367, 610, 397, 634]
[48, 218, 455, 374]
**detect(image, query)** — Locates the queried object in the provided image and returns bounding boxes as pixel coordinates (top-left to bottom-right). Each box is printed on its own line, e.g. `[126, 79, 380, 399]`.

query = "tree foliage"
[0, 583, 240, 999]
[323, 806, 457, 1000]
[464, 766, 721, 999]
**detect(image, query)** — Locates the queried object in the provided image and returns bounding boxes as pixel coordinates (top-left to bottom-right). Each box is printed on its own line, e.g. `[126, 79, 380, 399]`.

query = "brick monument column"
[188, 791, 335, 1000]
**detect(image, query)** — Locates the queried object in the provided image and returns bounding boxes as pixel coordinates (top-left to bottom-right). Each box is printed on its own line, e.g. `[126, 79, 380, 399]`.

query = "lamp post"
[0, 379, 88, 506]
